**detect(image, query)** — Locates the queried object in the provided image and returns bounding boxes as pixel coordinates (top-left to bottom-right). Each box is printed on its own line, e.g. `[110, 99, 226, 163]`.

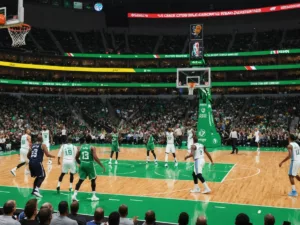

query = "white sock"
[194, 184, 199, 189]
[13, 167, 17, 171]
[165, 154, 168, 162]
[74, 190, 78, 195]
[203, 182, 210, 190]
[174, 158, 177, 162]
[70, 183, 72, 188]
[92, 191, 96, 196]
[109, 158, 112, 162]
[292, 185, 296, 191]
[57, 182, 61, 187]
[35, 187, 39, 192]
[146, 156, 149, 161]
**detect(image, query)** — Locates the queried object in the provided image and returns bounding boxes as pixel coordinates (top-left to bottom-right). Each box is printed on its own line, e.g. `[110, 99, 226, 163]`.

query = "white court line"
[130, 199, 143, 202]
[221, 164, 236, 183]
[0, 191, 10, 193]
[225, 167, 261, 181]
[214, 206, 226, 209]
[61, 193, 69, 196]
[117, 171, 137, 175]
[109, 198, 120, 201]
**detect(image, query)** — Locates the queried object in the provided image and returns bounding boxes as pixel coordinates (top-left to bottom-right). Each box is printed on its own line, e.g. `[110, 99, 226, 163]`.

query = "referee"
[229, 128, 238, 154]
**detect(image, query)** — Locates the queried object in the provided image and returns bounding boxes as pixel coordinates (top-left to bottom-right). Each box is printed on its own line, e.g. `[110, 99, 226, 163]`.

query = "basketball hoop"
[188, 82, 196, 95]
[8, 24, 31, 47]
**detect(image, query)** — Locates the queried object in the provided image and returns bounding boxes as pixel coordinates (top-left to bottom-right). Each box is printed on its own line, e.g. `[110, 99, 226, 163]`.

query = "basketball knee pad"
[197, 173, 205, 183]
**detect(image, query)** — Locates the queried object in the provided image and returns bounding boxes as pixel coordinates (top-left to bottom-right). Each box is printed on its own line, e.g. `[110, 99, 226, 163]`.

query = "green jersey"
[147, 135, 154, 145]
[112, 133, 119, 145]
[80, 144, 93, 162]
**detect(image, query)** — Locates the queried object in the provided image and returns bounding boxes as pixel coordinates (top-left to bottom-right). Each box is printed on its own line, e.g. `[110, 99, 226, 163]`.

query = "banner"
[64, 48, 300, 59]
[1, 61, 300, 72]
[128, 3, 300, 19]
[1, 79, 299, 88]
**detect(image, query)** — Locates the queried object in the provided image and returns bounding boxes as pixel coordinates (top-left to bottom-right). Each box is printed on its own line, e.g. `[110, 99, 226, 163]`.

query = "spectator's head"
[94, 208, 104, 223]
[264, 214, 275, 225]
[118, 204, 128, 218]
[85, 135, 92, 143]
[3, 200, 16, 216]
[24, 199, 38, 220]
[235, 213, 250, 225]
[70, 201, 79, 215]
[196, 216, 207, 225]
[39, 208, 52, 225]
[108, 211, 120, 225]
[41, 202, 54, 213]
[178, 212, 189, 225]
[58, 201, 69, 216]
[145, 210, 156, 225]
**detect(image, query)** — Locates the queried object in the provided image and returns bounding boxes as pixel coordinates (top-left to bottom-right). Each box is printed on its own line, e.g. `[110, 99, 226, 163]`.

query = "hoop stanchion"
[8, 24, 31, 47]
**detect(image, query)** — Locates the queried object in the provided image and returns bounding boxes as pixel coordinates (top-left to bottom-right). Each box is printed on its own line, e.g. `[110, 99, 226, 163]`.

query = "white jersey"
[193, 143, 205, 160]
[166, 132, 174, 145]
[255, 131, 260, 139]
[58, 144, 77, 162]
[42, 130, 50, 144]
[291, 142, 300, 161]
[187, 129, 194, 144]
[62, 129, 66, 136]
[20, 134, 30, 150]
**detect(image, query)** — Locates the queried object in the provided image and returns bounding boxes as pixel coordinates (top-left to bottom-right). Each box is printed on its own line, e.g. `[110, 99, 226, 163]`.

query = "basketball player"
[72, 135, 105, 201]
[254, 128, 260, 153]
[56, 136, 78, 193]
[185, 135, 213, 194]
[165, 128, 178, 167]
[42, 125, 53, 164]
[27, 135, 55, 197]
[187, 125, 195, 154]
[109, 128, 121, 165]
[11, 129, 32, 176]
[279, 134, 300, 197]
[145, 130, 158, 165]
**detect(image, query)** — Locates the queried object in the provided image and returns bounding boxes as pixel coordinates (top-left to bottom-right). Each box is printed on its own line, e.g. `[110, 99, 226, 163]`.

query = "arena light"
[94, 2, 103, 12]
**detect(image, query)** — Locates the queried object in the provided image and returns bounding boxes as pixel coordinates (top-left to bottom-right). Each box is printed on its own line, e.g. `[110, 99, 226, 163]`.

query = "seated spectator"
[264, 214, 275, 225]
[87, 208, 105, 225]
[143, 211, 156, 225]
[108, 212, 120, 225]
[196, 216, 207, 225]
[235, 213, 250, 225]
[178, 212, 189, 225]
[38, 208, 52, 225]
[119, 204, 138, 225]
[50, 201, 77, 225]
[20, 199, 39, 225]
[68, 201, 86, 225]
[0, 200, 20, 225]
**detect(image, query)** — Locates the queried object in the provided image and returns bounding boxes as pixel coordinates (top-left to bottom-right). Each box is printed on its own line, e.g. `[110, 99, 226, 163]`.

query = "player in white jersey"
[11, 129, 32, 176]
[254, 128, 260, 153]
[185, 135, 214, 194]
[187, 127, 195, 154]
[56, 136, 78, 193]
[279, 134, 300, 197]
[42, 125, 53, 164]
[164, 128, 178, 167]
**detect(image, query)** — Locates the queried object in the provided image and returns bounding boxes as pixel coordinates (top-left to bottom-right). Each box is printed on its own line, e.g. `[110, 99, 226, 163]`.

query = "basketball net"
[8, 24, 31, 47]
[188, 82, 196, 95]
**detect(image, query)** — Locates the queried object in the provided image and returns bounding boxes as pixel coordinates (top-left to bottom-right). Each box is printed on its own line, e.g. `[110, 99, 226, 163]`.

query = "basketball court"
[0, 145, 299, 225]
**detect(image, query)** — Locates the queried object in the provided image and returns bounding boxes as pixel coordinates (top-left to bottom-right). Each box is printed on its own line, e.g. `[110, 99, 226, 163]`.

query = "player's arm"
[185, 145, 195, 160]
[57, 145, 63, 165]
[50, 131, 53, 144]
[42, 144, 55, 158]
[27, 149, 32, 160]
[27, 135, 32, 149]
[279, 145, 292, 167]
[75, 147, 80, 164]
[204, 147, 214, 165]
[91, 147, 105, 173]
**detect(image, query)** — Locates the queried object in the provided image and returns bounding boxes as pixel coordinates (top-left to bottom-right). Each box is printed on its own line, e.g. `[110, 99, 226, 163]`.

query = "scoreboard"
[189, 24, 204, 66]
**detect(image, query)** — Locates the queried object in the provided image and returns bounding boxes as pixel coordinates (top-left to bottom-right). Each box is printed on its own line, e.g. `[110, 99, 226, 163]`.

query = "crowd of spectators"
[0, 199, 281, 225]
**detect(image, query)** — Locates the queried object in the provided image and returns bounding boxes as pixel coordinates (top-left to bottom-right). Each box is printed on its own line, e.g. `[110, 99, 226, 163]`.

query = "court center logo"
[198, 129, 206, 137]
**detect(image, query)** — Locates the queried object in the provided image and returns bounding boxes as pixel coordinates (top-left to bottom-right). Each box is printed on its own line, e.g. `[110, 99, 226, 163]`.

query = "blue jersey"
[30, 143, 44, 163]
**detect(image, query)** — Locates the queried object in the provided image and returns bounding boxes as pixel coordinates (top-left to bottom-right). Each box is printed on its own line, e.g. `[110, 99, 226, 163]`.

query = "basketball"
[0, 14, 6, 25]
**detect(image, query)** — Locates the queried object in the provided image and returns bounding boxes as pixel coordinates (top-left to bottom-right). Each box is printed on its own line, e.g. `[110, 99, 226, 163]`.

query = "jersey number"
[43, 134, 48, 139]
[21, 139, 25, 145]
[296, 149, 300, 155]
[31, 149, 38, 158]
[82, 152, 89, 160]
[167, 137, 172, 140]
[65, 149, 72, 156]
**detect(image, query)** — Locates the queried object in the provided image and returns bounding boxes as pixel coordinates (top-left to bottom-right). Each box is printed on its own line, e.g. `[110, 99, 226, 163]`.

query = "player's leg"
[257, 141, 260, 153]
[69, 162, 76, 192]
[165, 145, 170, 167]
[72, 179, 84, 201]
[151, 150, 158, 165]
[146, 150, 150, 163]
[190, 171, 201, 193]
[11, 149, 28, 176]
[109, 151, 114, 165]
[31, 163, 46, 197]
[288, 161, 300, 196]
[171, 145, 178, 167]
[195, 159, 210, 194]
[288, 175, 298, 197]
[56, 173, 65, 193]
[115, 151, 119, 165]
[72, 164, 87, 201]
[89, 163, 99, 201]
[47, 143, 52, 165]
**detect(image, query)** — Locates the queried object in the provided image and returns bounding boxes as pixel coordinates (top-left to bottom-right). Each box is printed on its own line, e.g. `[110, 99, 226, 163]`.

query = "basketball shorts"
[165, 144, 176, 154]
[147, 144, 155, 151]
[44, 143, 50, 151]
[62, 161, 77, 174]
[255, 138, 260, 143]
[111, 144, 119, 152]
[194, 158, 205, 174]
[20, 148, 29, 163]
[288, 160, 300, 176]
[79, 162, 96, 180]
[29, 161, 45, 178]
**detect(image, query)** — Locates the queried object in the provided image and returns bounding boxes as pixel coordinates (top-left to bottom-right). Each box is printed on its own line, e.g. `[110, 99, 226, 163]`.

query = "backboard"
[176, 67, 211, 89]
[0, 0, 24, 28]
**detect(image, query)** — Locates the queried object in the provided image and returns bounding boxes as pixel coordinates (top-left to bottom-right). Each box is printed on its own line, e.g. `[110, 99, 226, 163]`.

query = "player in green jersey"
[72, 135, 105, 201]
[109, 128, 122, 165]
[145, 131, 158, 165]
